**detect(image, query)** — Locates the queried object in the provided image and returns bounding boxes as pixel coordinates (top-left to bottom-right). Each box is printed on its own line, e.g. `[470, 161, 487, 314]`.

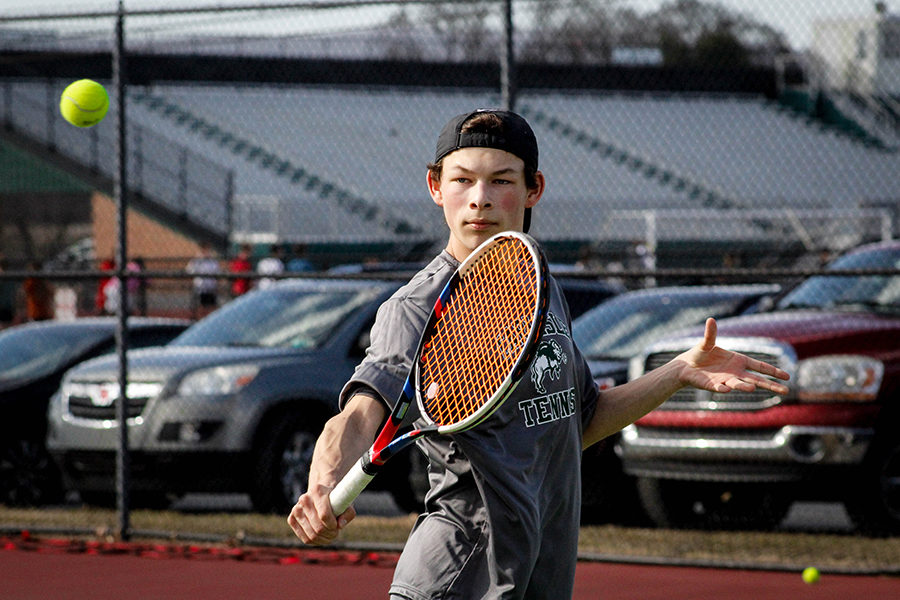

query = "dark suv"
[0, 317, 190, 506]
[620, 241, 900, 532]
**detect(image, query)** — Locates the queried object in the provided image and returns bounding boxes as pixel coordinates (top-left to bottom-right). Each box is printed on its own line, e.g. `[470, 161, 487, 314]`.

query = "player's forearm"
[308, 393, 386, 492]
[582, 358, 686, 449]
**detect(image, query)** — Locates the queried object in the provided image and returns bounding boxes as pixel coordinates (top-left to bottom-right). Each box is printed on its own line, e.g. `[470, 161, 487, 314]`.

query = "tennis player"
[288, 109, 790, 599]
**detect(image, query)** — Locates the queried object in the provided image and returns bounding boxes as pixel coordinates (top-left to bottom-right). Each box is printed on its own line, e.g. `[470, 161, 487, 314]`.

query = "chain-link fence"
[1, 0, 899, 548]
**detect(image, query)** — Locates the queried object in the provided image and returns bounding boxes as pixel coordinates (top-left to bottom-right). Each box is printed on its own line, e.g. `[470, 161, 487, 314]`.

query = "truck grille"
[645, 350, 784, 411]
[64, 381, 163, 421]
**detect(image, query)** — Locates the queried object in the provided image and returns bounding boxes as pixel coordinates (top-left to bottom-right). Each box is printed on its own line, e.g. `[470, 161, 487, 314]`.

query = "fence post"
[224, 170, 235, 253]
[112, 0, 131, 542]
[179, 147, 189, 217]
[134, 126, 143, 192]
[500, 0, 516, 111]
[46, 77, 56, 151]
[2, 80, 10, 126]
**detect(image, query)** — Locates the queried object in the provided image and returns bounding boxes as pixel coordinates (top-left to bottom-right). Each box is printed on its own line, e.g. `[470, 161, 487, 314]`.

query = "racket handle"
[329, 458, 375, 516]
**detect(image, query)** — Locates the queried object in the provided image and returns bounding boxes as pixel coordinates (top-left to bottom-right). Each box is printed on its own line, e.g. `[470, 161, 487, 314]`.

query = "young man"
[186, 242, 220, 318]
[288, 110, 789, 599]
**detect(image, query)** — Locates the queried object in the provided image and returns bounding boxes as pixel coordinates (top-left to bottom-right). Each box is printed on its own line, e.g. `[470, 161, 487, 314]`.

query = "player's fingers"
[335, 505, 357, 529]
[699, 318, 717, 352]
[289, 496, 338, 545]
[746, 373, 790, 395]
[287, 502, 316, 543]
[714, 372, 789, 396]
[726, 377, 756, 392]
[298, 513, 339, 545]
[288, 511, 313, 543]
[745, 356, 790, 382]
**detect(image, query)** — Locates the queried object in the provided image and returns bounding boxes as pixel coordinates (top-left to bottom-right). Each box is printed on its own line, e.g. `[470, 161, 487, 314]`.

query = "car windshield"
[0, 326, 110, 382]
[778, 247, 900, 312]
[170, 284, 383, 349]
[573, 292, 758, 361]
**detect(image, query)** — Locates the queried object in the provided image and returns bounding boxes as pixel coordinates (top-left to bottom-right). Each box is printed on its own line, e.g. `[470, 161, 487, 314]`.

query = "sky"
[1, 0, 897, 50]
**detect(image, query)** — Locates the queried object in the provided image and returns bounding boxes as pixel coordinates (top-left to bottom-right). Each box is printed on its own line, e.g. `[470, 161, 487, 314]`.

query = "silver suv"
[46, 278, 423, 513]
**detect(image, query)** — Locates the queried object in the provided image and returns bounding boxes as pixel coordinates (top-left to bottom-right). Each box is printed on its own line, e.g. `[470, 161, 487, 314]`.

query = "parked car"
[571, 284, 781, 523]
[555, 277, 626, 319]
[0, 317, 191, 506]
[45, 278, 428, 513]
[620, 240, 900, 532]
[574, 285, 782, 387]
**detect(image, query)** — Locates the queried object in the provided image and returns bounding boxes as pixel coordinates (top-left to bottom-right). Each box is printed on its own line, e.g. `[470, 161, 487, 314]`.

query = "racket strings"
[420, 240, 538, 426]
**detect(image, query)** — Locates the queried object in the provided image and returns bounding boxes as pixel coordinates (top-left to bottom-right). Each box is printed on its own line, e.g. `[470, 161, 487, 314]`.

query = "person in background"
[256, 245, 285, 290]
[186, 242, 221, 318]
[23, 261, 54, 321]
[96, 258, 115, 315]
[286, 243, 315, 273]
[229, 244, 253, 297]
[128, 258, 147, 316]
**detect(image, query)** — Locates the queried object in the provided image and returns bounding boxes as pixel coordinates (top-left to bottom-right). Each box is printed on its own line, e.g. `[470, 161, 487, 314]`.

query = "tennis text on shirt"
[519, 311, 576, 428]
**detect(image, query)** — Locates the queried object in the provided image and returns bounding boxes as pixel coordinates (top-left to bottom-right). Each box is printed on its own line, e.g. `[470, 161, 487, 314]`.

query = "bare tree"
[648, 0, 790, 66]
[382, 4, 427, 60]
[378, 0, 791, 66]
[421, 2, 497, 62]
[520, 0, 618, 65]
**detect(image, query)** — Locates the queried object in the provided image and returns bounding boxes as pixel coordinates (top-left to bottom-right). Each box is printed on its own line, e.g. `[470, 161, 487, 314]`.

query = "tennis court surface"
[3, 534, 899, 599]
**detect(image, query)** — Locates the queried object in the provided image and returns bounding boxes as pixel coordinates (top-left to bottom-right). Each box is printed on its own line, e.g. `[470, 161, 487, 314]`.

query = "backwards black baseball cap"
[434, 109, 539, 233]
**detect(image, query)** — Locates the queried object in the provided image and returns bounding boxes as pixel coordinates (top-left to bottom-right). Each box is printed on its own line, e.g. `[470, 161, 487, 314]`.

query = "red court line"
[3, 541, 899, 599]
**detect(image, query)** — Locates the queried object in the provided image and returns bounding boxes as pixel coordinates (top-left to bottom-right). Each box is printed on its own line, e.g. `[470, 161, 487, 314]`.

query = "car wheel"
[0, 439, 64, 507]
[637, 477, 790, 530]
[845, 438, 900, 536]
[251, 414, 318, 514]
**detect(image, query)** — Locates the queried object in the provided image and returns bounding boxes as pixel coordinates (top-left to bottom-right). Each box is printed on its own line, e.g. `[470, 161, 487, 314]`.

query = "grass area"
[2, 506, 899, 574]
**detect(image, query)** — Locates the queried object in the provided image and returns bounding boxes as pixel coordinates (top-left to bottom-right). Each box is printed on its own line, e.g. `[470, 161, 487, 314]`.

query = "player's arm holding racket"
[289, 232, 548, 544]
[288, 392, 386, 545]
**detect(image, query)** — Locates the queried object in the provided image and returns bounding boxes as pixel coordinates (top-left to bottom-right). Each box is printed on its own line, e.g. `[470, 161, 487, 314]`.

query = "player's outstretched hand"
[287, 484, 356, 546]
[676, 318, 790, 395]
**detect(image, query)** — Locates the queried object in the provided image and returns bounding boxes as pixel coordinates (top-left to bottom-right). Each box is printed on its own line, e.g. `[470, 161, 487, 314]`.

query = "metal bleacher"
[2, 78, 897, 253]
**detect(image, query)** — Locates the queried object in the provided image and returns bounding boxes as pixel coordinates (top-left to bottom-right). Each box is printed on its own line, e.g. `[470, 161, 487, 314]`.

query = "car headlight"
[795, 355, 883, 402]
[177, 365, 260, 396]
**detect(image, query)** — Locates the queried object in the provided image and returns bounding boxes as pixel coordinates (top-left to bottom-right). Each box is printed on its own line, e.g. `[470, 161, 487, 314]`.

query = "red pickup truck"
[619, 240, 900, 533]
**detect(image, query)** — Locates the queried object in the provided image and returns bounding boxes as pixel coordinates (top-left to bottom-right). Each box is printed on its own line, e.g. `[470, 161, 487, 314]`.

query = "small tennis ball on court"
[59, 79, 109, 128]
[802, 567, 820, 584]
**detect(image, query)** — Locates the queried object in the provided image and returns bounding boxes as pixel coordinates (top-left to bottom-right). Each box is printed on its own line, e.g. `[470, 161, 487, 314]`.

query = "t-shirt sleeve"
[574, 343, 599, 429]
[338, 294, 429, 413]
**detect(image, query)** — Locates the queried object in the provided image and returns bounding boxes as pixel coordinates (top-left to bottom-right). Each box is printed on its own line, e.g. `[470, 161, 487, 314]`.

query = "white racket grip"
[329, 459, 375, 516]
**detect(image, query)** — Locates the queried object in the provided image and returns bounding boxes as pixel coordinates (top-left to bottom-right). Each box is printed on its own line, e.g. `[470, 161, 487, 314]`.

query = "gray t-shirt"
[340, 250, 598, 600]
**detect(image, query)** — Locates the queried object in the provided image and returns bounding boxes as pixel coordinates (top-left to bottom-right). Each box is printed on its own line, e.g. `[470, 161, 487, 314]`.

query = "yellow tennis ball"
[60, 79, 109, 128]
[802, 567, 820, 584]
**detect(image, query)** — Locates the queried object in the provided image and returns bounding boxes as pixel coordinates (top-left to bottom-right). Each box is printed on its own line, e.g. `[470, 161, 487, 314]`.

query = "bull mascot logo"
[530, 339, 568, 394]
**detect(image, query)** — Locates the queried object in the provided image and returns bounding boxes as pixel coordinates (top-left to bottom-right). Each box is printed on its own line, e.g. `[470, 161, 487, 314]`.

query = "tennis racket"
[329, 230, 549, 515]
